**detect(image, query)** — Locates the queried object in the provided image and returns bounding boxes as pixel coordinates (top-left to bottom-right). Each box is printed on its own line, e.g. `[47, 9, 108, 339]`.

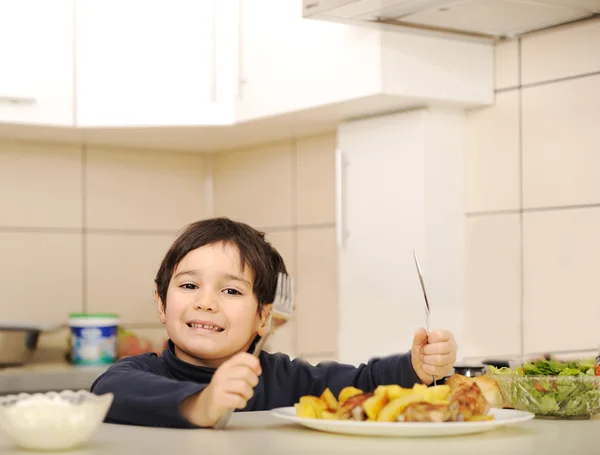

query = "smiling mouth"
[186, 323, 224, 332]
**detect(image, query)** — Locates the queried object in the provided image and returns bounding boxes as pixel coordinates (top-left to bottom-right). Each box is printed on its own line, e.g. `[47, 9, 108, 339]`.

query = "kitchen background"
[0, 1, 598, 383]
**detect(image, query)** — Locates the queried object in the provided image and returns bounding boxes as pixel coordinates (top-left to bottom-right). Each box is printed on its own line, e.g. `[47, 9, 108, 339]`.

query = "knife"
[412, 249, 436, 386]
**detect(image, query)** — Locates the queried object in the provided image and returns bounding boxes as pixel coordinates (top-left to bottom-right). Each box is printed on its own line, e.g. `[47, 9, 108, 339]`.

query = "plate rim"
[270, 406, 535, 430]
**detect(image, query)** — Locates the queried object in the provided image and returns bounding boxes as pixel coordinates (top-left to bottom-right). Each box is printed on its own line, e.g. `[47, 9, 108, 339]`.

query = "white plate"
[270, 407, 535, 437]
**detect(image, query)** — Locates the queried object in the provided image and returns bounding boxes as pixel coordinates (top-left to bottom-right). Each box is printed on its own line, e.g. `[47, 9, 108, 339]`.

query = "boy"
[91, 217, 458, 428]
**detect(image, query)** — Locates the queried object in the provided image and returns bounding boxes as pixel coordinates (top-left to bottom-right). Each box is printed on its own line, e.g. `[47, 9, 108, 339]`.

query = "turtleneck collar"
[161, 337, 262, 382]
[161, 340, 216, 382]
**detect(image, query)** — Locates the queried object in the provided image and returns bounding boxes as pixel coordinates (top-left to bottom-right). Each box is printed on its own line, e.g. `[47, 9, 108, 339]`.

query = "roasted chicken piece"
[399, 401, 460, 422]
[449, 382, 491, 420]
[335, 392, 373, 420]
[446, 374, 506, 409]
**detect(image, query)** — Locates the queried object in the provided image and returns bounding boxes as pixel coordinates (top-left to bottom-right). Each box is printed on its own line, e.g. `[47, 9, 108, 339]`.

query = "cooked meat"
[472, 375, 505, 409]
[335, 392, 373, 420]
[399, 401, 460, 422]
[446, 374, 472, 392]
[351, 406, 365, 421]
[447, 374, 506, 409]
[450, 382, 491, 419]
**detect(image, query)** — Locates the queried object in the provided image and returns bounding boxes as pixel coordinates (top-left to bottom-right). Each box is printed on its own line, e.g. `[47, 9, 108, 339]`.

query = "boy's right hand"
[180, 352, 262, 427]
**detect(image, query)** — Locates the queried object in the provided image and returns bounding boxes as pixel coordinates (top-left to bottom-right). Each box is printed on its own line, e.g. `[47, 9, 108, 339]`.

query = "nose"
[194, 289, 219, 312]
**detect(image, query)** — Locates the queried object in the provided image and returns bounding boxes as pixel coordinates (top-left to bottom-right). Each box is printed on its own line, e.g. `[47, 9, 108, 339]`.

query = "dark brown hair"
[155, 217, 287, 313]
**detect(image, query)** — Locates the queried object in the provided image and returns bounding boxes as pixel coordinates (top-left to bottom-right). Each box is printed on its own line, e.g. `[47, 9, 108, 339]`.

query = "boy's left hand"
[411, 328, 458, 385]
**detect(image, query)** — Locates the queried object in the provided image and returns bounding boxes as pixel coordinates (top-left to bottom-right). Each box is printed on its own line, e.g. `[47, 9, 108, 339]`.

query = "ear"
[156, 290, 166, 325]
[256, 303, 272, 337]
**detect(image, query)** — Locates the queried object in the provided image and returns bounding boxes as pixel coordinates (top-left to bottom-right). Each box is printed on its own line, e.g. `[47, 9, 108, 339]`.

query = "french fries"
[294, 381, 494, 423]
[338, 386, 363, 404]
[320, 387, 339, 411]
[295, 395, 328, 419]
[362, 393, 389, 420]
[377, 393, 425, 422]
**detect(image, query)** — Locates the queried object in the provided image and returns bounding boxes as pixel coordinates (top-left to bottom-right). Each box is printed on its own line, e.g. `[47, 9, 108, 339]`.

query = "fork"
[412, 250, 436, 386]
[214, 272, 295, 429]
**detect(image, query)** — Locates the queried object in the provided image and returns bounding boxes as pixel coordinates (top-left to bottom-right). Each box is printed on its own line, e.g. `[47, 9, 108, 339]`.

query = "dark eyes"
[223, 288, 242, 296]
[178, 284, 241, 296]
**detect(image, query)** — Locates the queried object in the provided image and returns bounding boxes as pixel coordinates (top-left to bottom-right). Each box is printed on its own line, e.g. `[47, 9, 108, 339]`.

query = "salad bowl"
[489, 359, 600, 419]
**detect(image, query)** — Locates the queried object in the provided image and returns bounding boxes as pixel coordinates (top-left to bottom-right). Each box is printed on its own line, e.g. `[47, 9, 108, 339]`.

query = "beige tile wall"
[0, 131, 337, 364]
[0, 139, 205, 362]
[464, 17, 600, 359]
[213, 132, 338, 361]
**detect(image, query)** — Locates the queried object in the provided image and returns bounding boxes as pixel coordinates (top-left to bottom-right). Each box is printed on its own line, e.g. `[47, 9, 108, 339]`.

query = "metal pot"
[452, 364, 486, 377]
[0, 322, 63, 366]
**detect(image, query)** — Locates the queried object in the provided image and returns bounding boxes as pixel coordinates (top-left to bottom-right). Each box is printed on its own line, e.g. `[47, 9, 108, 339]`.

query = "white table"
[1, 411, 598, 454]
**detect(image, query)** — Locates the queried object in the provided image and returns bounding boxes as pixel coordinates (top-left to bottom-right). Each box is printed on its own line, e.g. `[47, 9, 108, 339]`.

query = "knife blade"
[413, 249, 436, 386]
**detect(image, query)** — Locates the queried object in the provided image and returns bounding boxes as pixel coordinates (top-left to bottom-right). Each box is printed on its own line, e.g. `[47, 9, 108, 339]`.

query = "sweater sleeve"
[90, 355, 206, 428]
[289, 351, 422, 402]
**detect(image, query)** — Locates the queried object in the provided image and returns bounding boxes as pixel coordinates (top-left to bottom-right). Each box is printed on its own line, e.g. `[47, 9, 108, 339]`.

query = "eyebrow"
[223, 273, 252, 288]
[173, 270, 251, 287]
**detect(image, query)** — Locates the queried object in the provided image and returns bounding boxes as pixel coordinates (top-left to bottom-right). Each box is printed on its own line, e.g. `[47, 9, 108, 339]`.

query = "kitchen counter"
[1, 411, 597, 454]
[0, 362, 108, 395]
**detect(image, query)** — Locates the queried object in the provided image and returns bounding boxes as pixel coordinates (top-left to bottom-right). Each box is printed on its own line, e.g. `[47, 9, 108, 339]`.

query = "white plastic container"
[68, 313, 119, 366]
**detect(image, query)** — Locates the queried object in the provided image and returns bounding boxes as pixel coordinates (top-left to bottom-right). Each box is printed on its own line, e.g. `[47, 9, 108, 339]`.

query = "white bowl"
[0, 390, 113, 451]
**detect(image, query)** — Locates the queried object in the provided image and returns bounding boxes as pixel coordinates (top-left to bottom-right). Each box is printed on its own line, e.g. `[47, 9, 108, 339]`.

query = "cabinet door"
[236, 0, 381, 122]
[0, 0, 73, 126]
[337, 109, 467, 366]
[337, 110, 427, 366]
[76, 0, 233, 127]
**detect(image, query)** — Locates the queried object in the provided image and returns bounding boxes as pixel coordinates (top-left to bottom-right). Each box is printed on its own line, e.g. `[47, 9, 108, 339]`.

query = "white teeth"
[188, 323, 222, 332]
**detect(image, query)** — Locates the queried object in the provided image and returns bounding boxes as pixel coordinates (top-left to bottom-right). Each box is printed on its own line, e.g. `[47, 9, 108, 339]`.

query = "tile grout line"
[0, 223, 338, 235]
[517, 37, 525, 359]
[465, 209, 521, 217]
[465, 202, 600, 218]
[494, 69, 600, 94]
[523, 203, 600, 213]
[0, 226, 83, 233]
[86, 227, 180, 236]
[290, 139, 299, 356]
[495, 86, 520, 94]
[81, 144, 88, 313]
[0, 226, 178, 235]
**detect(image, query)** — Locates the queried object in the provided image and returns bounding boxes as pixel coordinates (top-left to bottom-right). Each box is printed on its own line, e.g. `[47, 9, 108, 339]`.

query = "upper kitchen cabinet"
[0, 0, 74, 126]
[235, 0, 384, 122]
[0, 0, 494, 146]
[75, 0, 238, 127]
[236, 0, 494, 123]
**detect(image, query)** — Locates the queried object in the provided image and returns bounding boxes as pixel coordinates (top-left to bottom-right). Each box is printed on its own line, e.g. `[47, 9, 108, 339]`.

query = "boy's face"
[157, 241, 270, 368]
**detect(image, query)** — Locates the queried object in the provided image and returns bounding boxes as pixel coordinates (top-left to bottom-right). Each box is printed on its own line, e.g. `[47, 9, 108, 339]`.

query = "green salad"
[489, 359, 600, 418]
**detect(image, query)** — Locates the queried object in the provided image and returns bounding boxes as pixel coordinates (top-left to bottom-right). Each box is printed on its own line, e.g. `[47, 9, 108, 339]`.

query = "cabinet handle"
[0, 96, 36, 105]
[210, 0, 217, 102]
[335, 147, 345, 248]
[236, 0, 244, 100]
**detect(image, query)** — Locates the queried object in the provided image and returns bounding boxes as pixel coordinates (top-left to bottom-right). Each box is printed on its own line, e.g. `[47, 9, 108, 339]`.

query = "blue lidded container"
[69, 313, 119, 366]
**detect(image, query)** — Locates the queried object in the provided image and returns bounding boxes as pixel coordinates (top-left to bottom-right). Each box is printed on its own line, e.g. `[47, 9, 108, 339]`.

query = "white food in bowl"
[0, 390, 113, 451]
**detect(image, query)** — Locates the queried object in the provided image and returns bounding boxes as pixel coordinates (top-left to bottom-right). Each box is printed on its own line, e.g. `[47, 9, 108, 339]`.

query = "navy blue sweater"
[90, 340, 422, 428]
